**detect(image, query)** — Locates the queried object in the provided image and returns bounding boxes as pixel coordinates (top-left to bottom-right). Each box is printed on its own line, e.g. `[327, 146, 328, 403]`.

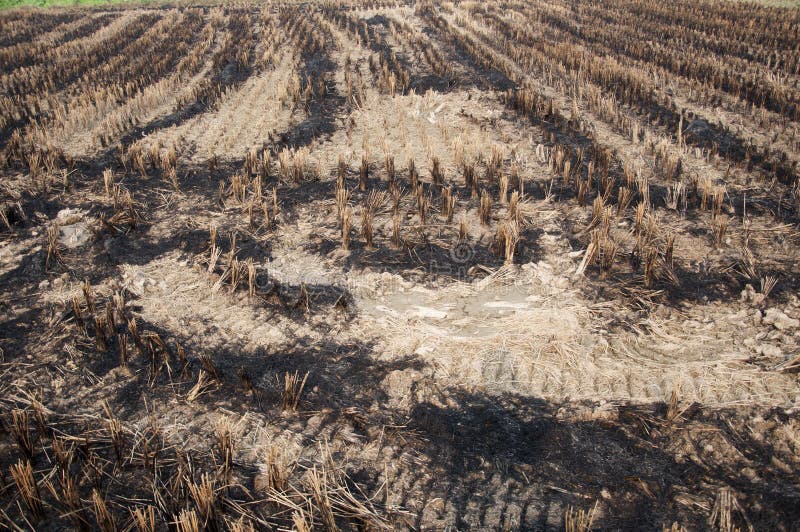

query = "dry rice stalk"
[666, 386, 680, 422]
[237, 368, 255, 397]
[468, 164, 479, 199]
[260, 150, 271, 179]
[564, 501, 597, 532]
[187, 371, 213, 402]
[176, 341, 188, 371]
[188, 473, 217, 530]
[496, 223, 518, 265]
[263, 445, 293, 492]
[341, 207, 352, 251]
[359, 155, 368, 192]
[167, 167, 179, 191]
[127, 318, 142, 350]
[307, 467, 338, 531]
[499, 174, 509, 204]
[0, 203, 14, 230]
[712, 186, 726, 217]
[281, 371, 309, 412]
[215, 417, 235, 478]
[590, 195, 605, 228]
[52, 435, 74, 469]
[508, 191, 520, 225]
[208, 239, 222, 273]
[617, 186, 633, 217]
[253, 174, 263, 203]
[175, 509, 200, 532]
[441, 186, 455, 222]
[11, 459, 43, 521]
[147, 142, 161, 169]
[337, 155, 347, 191]
[385, 154, 395, 182]
[131, 505, 156, 532]
[479, 190, 492, 225]
[361, 204, 375, 249]
[416, 189, 429, 225]
[226, 232, 237, 269]
[363, 190, 384, 246]
[664, 234, 676, 269]
[200, 355, 221, 381]
[28, 399, 48, 438]
[335, 186, 349, 219]
[11, 409, 34, 460]
[71, 297, 86, 333]
[712, 215, 729, 248]
[459, 216, 468, 242]
[760, 275, 778, 298]
[92, 489, 117, 532]
[217, 181, 226, 207]
[103, 169, 114, 196]
[83, 279, 95, 314]
[575, 241, 598, 277]
[312, 446, 391, 530]
[644, 247, 659, 287]
[227, 516, 256, 532]
[511, 162, 523, 196]
[739, 243, 757, 280]
[104, 303, 116, 332]
[247, 260, 257, 298]
[247, 200, 256, 229]
[57, 467, 85, 528]
[666, 182, 686, 212]
[577, 180, 588, 205]
[278, 149, 291, 180]
[408, 159, 418, 191]
[596, 231, 618, 279]
[102, 401, 125, 466]
[112, 291, 125, 323]
[262, 201, 271, 224]
[709, 487, 751, 532]
[293, 510, 312, 532]
[635, 202, 647, 233]
[295, 283, 310, 313]
[430, 156, 443, 186]
[94, 316, 108, 353]
[462, 162, 474, 189]
[46, 224, 62, 270]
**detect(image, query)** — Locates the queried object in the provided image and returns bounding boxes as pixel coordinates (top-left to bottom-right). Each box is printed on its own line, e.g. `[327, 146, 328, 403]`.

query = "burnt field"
[1, 0, 800, 530]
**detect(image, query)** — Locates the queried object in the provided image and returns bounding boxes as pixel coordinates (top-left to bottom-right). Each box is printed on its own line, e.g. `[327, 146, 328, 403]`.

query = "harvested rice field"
[1, 0, 800, 529]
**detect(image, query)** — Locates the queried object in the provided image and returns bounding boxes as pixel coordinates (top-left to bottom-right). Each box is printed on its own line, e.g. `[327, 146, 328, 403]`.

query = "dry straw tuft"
[131, 506, 156, 532]
[479, 190, 492, 225]
[11, 409, 34, 460]
[564, 501, 597, 532]
[341, 207, 352, 251]
[281, 371, 309, 412]
[11, 459, 43, 521]
[92, 489, 117, 532]
[496, 223, 518, 265]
